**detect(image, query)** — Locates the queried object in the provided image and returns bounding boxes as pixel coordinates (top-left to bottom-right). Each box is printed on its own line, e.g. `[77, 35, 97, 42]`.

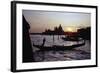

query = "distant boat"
[33, 41, 85, 51]
[62, 36, 83, 41]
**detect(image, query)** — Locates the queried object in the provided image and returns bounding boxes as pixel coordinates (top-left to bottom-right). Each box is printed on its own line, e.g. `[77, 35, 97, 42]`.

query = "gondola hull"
[33, 41, 85, 51]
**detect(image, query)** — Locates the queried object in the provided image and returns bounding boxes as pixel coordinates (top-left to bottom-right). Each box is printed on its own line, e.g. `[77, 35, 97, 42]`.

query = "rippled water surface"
[30, 35, 91, 62]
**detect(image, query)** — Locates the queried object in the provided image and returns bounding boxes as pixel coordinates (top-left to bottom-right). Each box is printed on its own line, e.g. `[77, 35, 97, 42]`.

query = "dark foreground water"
[30, 35, 91, 62]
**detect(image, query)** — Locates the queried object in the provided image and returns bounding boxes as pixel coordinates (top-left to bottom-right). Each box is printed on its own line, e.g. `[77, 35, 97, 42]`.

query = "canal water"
[30, 35, 91, 62]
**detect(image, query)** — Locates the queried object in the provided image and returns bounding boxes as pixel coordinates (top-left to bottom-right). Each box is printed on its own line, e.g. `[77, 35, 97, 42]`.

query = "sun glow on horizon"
[64, 27, 77, 32]
[23, 10, 90, 33]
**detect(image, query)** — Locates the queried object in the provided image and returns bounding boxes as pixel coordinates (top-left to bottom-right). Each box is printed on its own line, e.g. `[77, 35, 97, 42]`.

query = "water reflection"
[30, 35, 90, 62]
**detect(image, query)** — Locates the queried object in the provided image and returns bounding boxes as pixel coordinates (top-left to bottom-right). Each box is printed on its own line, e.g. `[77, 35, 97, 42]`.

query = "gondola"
[33, 41, 85, 51]
[62, 36, 83, 41]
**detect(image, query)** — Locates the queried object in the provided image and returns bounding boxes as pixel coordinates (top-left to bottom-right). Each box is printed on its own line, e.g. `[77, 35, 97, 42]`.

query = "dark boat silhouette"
[33, 41, 85, 51]
[62, 36, 83, 41]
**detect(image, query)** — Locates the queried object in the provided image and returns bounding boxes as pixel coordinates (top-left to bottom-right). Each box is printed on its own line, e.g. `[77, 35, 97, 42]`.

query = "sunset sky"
[23, 10, 91, 33]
